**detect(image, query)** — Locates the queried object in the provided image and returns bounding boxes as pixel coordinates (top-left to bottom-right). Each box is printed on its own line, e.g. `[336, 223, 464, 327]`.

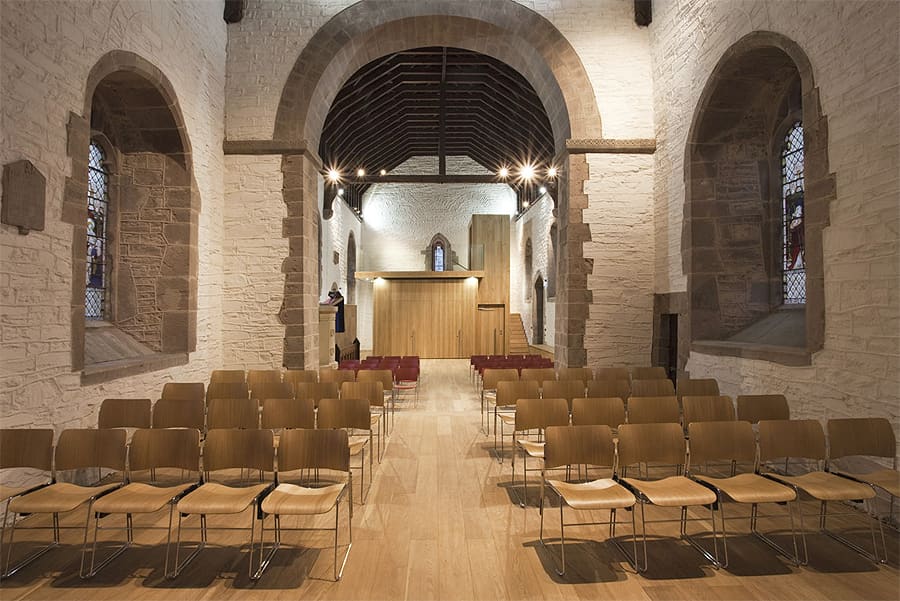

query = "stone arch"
[533, 271, 545, 345]
[682, 31, 831, 364]
[346, 231, 357, 303]
[65, 50, 198, 377]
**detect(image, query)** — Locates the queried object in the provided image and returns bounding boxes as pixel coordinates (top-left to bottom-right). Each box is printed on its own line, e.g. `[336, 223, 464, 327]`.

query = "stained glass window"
[433, 241, 444, 271]
[781, 122, 805, 304]
[86, 142, 109, 319]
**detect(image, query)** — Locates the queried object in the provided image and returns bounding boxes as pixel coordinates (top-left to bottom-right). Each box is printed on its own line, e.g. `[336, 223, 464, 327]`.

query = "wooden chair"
[541, 379, 586, 413]
[317, 398, 372, 504]
[630, 366, 668, 380]
[206, 381, 249, 402]
[255, 428, 352, 581]
[539, 425, 636, 576]
[341, 380, 385, 461]
[357, 369, 395, 433]
[97, 398, 152, 430]
[207, 398, 259, 429]
[681, 396, 735, 429]
[736, 394, 790, 423]
[630, 378, 675, 397]
[261, 398, 315, 431]
[511, 398, 571, 507]
[168, 429, 274, 579]
[249, 381, 293, 402]
[160, 382, 205, 402]
[616, 423, 721, 571]
[283, 369, 319, 389]
[557, 367, 592, 382]
[521, 368, 556, 384]
[676, 378, 720, 400]
[393, 366, 420, 409]
[758, 419, 881, 564]
[295, 381, 339, 409]
[494, 380, 540, 463]
[594, 367, 630, 381]
[571, 397, 626, 431]
[4, 429, 126, 578]
[210, 369, 246, 384]
[247, 369, 283, 391]
[82, 428, 201, 577]
[320, 368, 356, 386]
[827, 417, 897, 562]
[687, 421, 800, 567]
[587, 379, 631, 401]
[152, 398, 205, 432]
[626, 396, 680, 424]
[481, 368, 519, 434]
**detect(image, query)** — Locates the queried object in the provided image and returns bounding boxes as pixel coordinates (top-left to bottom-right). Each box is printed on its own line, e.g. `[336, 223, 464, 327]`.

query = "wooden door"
[475, 306, 505, 355]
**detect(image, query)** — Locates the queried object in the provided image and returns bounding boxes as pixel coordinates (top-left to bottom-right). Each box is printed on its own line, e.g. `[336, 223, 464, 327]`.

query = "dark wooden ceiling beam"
[438, 47, 447, 176]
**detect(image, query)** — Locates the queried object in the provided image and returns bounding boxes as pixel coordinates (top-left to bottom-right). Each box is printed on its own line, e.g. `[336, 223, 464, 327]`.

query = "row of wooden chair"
[534, 418, 896, 575]
[0, 427, 354, 582]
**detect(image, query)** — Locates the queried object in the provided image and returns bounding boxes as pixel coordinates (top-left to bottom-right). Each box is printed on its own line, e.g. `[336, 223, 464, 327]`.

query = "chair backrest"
[482, 368, 519, 390]
[261, 397, 315, 430]
[617, 423, 686, 469]
[758, 419, 827, 462]
[128, 428, 201, 473]
[341, 380, 384, 408]
[207, 398, 260, 429]
[357, 369, 394, 392]
[630, 378, 675, 397]
[98, 398, 152, 429]
[631, 366, 668, 380]
[682, 395, 735, 426]
[521, 368, 556, 383]
[283, 369, 319, 387]
[586, 379, 631, 401]
[827, 417, 896, 460]
[394, 366, 419, 382]
[295, 381, 340, 406]
[206, 381, 249, 402]
[55, 429, 127, 472]
[736, 394, 790, 423]
[152, 398, 205, 430]
[687, 421, 757, 466]
[317, 398, 372, 431]
[626, 396, 680, 424]
[203, 428, 274, 473]
[571, 397, 626, 429]
[676, 378, 720, 399]
[160, 382, 205, 402]
[0, 429, 53, 470]
[210, 369, 246, 384]
[557, 367, 592, 382]
[496, 380, 540, 408]
[249, 381, 294, 401]
[594, 367, 630, 381]
[515, 398, 570, 432]
[541, 380, 586, 412]
[278, 428, 350, 473]
[320, 368, 356, 385]
[247, 369, 282, 390]
[544, 425, 616, 470]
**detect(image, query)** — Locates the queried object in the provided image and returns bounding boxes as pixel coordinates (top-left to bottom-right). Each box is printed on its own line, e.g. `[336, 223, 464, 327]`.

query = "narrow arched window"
[781, 122, 805, 304]
[433, 240, 445, 271]
[86, 141, 109, 319]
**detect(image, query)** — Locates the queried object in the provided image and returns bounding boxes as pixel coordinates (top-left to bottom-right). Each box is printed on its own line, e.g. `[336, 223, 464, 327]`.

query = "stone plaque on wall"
[2, 160, 46, 234]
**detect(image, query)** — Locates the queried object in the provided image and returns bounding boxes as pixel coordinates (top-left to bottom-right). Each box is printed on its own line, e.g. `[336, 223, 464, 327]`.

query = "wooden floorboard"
[1, 358, 898, 600]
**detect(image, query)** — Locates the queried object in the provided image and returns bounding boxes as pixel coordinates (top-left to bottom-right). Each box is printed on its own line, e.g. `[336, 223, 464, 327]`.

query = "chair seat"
[0, 484, 41, 503]
[261, 482, 345, 516]
[8, 482, 121, 514]
[92, 482, 196, 514]
[176, 482, 269, 515]
[548, 478, 636, 510]
[836, 469, 900, 497]
[766, 471, 876, 502]
[622, 475, 717, 507]
[370, 414, 381, 426]
[693, 473, 796, 504]
[348, 437, 368, 457]
[517, 439, 545, 458]
[498, 413, 516, 426]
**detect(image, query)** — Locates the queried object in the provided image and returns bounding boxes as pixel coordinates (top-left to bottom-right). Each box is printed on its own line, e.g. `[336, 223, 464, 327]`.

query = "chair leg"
[81, 507, 133, 578]
[750, 501, 803, 566]
[168, 512, 206, 579]
[680, 502, 723, 569]
[611, 500, 648, 572]
[2, 511, 60, 579]
[819, 498, 884, 563]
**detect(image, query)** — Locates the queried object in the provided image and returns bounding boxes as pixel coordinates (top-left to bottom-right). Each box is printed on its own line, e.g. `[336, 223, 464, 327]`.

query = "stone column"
[281, 154, 321, 370]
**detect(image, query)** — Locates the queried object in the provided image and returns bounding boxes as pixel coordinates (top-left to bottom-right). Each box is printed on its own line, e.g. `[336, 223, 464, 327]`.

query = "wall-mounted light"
[356, 168, 366, 177]
[380, 169, 387, 176]
[547, 166, 558, 178]
[539, 186, 547, 195]
[498, 167, 509, 178]
[374, 277, 385, 285]
[327, 168, 341, 182]
[337, 188, 344, 196]
[519, 163, 536, 181]
[466, 276, 478, 285]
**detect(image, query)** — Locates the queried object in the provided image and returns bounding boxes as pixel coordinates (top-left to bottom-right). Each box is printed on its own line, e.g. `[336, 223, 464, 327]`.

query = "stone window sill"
[691, 340, 811, 367]
[81, 352, 188, 386]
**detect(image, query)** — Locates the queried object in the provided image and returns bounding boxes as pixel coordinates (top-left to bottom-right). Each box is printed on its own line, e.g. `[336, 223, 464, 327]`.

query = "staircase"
[508, 313, 530, 355]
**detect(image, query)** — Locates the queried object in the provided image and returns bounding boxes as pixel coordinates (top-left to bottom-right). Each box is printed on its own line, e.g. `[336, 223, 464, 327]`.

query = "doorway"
[533, 276, 544, 345]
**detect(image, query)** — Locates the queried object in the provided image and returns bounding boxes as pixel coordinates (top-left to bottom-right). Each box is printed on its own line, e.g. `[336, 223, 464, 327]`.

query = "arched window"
[524, 238, 533, 299]
[547, 222, 558, 299]
[86, 141, 109, 319]
[433, 240, 445, 271]
[781, 121, 805, 304]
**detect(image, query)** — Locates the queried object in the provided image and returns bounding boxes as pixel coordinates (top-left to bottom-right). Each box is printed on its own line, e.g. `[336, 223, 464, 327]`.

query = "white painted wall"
[511, 194, 556, 347]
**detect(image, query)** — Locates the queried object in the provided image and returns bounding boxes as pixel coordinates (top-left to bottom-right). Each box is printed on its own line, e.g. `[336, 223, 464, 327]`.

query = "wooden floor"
[2, 359, 899, 600]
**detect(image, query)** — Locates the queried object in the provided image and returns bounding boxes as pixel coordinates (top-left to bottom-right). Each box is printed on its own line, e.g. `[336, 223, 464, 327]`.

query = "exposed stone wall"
[652, 1, 900, 451]
[511, 194, 556, 347]
[583, 153, 655, 368]
[222, 155, 286, 369]
[0, 1, 226, 435]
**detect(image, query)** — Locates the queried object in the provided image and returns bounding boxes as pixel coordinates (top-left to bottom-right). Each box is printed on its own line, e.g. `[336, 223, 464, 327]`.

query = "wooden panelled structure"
[470, 214, 511, 356]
